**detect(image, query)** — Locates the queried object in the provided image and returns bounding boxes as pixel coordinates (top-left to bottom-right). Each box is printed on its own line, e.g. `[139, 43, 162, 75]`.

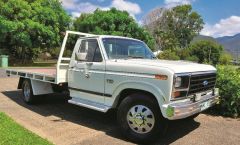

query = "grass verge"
[0, 112, 53, 145]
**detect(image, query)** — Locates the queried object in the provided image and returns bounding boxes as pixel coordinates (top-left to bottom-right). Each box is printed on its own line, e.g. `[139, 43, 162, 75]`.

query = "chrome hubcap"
[23, 82, 30, 101]
[127, 105, 155, 134]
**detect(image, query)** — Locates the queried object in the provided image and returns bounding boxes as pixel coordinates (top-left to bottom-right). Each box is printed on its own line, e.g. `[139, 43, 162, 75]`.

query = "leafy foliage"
[216, 66, 240, 117]
[158, 50, 180, 60]
[73, 8, 155, 50]
[48, 47, 60, 59]
[219, 53, 232, 65]
[144, 5, 204, 50]
[0, 0, 70, 63]
[188, 40, 223, 65]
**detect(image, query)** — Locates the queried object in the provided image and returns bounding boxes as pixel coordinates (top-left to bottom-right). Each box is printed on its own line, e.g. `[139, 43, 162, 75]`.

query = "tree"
[73, 8, 155, 50]
[188, 40, 223, 65]
[219, 53, 232, 65]
[157, 50, 180, 60]
[143, 5, 204, 50]
[0, 0, 70, 63]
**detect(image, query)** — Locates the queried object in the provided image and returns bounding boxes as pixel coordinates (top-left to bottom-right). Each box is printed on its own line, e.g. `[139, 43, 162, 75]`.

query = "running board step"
[68, 97, 110, 113]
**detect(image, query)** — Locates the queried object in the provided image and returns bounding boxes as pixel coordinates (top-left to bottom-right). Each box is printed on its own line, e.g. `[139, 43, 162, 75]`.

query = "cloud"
[60, 0, 141, 18]
[61, 0, 75, 10]
[201, 16, 240, 37]
[71, 12, 81, 18]
[111, 0, 141, 16]
[164, 0, 195, 8]
[61, 0, 106, 14]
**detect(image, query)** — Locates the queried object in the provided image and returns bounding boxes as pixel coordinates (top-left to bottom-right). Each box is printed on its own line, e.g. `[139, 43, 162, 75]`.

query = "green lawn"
[0, 112, 53, 145]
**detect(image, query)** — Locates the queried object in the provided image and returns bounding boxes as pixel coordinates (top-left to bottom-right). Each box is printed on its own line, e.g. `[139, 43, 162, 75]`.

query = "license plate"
[200, 101, 210, 111]
[195, 93, 202, 101]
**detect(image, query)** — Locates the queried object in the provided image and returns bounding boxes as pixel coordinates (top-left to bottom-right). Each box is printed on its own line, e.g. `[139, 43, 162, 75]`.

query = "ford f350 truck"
[6, 31, 219, 143]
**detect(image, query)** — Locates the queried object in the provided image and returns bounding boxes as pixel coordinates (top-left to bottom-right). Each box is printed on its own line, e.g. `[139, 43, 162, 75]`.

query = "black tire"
[22, 79, 35, 104]
[117, 94, 168, 143]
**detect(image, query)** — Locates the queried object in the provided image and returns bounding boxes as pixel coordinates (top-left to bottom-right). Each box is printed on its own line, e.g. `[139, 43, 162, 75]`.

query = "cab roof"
[82, 35, 143, 42]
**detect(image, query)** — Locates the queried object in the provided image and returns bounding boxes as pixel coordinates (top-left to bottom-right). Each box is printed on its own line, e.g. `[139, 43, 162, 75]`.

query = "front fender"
[109, 80, 167, 109]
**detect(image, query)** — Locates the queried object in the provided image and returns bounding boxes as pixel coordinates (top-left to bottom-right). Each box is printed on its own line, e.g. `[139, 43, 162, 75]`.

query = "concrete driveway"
[0, 68, 239, 145]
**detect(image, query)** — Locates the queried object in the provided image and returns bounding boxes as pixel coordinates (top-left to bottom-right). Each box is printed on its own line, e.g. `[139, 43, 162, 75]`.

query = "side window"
[79, 40, 87, 53]
[78, 39, 103, 62]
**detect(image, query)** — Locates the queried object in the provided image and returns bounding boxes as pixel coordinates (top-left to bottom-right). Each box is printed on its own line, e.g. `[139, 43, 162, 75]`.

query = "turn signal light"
[155, 74, 168, 80]
[171, 91, 188, 100]
[173, 91, 181, 98]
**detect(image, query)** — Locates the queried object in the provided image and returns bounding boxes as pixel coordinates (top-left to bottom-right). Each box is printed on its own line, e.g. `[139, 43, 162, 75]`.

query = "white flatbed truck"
[6, 31, 219, 143]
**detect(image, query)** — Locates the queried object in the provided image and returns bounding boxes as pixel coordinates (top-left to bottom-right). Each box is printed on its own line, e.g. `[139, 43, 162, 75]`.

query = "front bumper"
[162, 88, 220, 120]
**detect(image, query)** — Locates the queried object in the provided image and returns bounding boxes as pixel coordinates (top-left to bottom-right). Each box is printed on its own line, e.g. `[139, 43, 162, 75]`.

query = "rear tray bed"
[6, 68, 57, 83]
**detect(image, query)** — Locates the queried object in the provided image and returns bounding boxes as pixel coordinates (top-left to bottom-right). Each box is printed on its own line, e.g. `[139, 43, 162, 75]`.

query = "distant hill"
[216, 33, 240, 59]
[192, 34, 240, 59]
[192, 35, 217, 43]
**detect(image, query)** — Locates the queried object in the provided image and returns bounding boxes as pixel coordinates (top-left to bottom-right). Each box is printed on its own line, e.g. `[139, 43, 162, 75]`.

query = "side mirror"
[76, 52, 87, 61]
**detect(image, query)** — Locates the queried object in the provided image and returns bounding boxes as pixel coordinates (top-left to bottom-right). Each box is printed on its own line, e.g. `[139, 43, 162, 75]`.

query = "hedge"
[216, 65, 240, 117]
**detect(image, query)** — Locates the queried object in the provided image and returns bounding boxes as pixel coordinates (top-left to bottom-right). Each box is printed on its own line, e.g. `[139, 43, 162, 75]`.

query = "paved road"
[0, 69, 239, 145]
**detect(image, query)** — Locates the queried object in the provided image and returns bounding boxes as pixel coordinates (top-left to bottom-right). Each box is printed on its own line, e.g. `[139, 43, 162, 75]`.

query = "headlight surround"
[174, 75, 190, 89]
[174, 77, 182, 88]
[172, 74, 191, 100]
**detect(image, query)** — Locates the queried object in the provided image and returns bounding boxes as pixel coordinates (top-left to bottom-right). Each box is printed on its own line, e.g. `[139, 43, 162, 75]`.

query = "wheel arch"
[18, 77, 25, 89]
[115, 89, 158, 107]
[111, 81, 166, 112]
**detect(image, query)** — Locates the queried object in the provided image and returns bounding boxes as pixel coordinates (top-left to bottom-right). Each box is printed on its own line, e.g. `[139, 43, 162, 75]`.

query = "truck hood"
[113, 59, 216, 73]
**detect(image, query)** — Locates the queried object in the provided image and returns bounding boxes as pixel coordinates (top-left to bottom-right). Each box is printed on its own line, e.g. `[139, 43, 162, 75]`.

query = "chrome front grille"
[188, 72, 216, 95]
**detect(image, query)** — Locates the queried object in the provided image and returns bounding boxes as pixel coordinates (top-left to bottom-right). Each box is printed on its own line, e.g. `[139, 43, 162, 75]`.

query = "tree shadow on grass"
[2, 90, 200, 145]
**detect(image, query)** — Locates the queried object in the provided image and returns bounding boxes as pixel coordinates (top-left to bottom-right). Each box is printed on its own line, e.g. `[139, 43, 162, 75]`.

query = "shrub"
[157, 50, 180, 60]
[49, 48, 60, 59]
[216, 65, 240, 117]
[219, 53, 232, 65]
[185, 56, 199, 62]
[188, 40, 223, 65]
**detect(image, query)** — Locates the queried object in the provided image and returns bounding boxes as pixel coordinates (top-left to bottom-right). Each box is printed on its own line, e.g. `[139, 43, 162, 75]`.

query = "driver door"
[68, 38, 105, 104]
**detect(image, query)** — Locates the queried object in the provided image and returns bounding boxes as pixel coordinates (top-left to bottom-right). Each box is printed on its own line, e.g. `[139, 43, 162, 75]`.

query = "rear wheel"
[117, 94, 168, 143]
[22, 79, 35, 104]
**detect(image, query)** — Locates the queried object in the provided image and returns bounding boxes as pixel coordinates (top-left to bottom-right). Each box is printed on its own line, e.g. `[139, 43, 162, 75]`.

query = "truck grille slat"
[189, 84, 215, 92]
[188, 73, 216, 95]
[191, 77, 216, 82]
[190, 80, 216, 87]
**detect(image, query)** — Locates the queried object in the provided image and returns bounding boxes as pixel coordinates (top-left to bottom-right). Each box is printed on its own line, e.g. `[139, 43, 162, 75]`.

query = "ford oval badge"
[203, 80, 209, 86]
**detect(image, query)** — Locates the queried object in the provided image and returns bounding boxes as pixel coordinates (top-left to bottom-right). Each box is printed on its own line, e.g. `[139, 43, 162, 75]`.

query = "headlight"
[174, 75, 190, 88]
[174, 77, 182, 88]
[172, 74, 190, 100]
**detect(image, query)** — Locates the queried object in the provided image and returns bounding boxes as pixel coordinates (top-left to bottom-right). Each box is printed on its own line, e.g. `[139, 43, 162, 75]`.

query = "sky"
[61, 0, 240, 38]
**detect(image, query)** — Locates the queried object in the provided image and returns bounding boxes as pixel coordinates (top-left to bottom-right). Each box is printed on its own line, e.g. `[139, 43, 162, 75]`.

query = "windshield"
[102, 38, 155, 59]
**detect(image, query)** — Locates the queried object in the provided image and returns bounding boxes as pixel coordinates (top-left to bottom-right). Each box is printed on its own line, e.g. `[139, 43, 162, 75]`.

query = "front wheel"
[117, 94, 168, 143]
[22, 79, 35, 104]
